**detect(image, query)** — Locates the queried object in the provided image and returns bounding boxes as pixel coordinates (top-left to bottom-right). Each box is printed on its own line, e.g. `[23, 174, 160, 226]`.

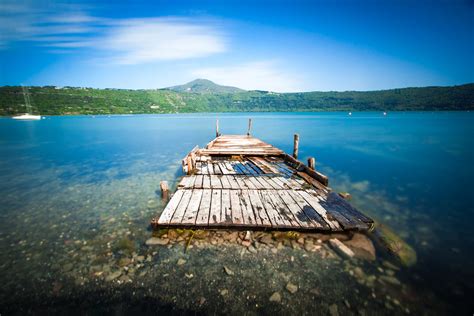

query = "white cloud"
[0, 2, 227, 64]
[191, 61, 306, 92]
[99, 18, 227, 64]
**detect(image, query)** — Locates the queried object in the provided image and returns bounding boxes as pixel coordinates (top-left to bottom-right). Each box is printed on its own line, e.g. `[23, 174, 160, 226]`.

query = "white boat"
[12, 86, 42, 120]
[12, 113, 41, 120]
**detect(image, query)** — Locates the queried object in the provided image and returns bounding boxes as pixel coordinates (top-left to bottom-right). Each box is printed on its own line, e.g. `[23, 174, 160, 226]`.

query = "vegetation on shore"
[1, 80, 473, 115]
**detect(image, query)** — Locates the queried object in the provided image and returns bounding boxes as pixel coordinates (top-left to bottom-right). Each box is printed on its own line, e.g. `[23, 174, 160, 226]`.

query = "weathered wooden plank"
[287, 190, 328, 230]
[325, 192, 373, 224]
[239, 190, 258, 225]
[271, 176, 287, 189]
[243, 162, 258, 176]
[221, 189, 232, 224]
[267, 190, 301, 228]
[246, 161, 263, 175]
[178, 176, 192, 188]
[224, 162, 236, 174]
[181, 190, 203, 225]
[259, 190, 292, 227]
[253, 176, 272, 189]
[315, 192, 368, 229]
[229, 190, 244, 225]
[265, 177, 283, 190]
[297, 171, 328, 193]
[201, 162, 209, 175]
[195, 189, 212, 225]
[210, 175, 223, 189]
[213, 163, 222, 175]
[202, 175, 211, 189]
[195, 161, 202, 174]
[296, 190, 340, 230]
[248, 157, 274, 174]
[194, 175, 203, 189]
[227, 175, 241, 190]
[248, 176, 264, 189]
[219, 175, 231, 189]
[169, 189, 193, 224]
[234, 175, 248, 189]
[207, 162, 214, 175]
[218, 162, 230, 175]
[242, 176, 257, 189]
[157, 190, 184, 224]
[248, 189, 272, 227]
[276, 190, 312, 228]
[209, 189, 222, 225]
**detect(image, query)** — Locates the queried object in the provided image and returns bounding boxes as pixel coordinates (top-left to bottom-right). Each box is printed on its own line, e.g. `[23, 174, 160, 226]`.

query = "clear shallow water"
[0, 112, 473, 314]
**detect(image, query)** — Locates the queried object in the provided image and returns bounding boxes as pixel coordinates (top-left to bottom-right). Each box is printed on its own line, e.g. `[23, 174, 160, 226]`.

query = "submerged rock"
[145, 237, 169, 246]
[329, 238, 354, 258]
[147, 199, 159, 209]
[371, 224, 417, 267]
[269, 292, 282, 302]
[345, 233, 376, 261]
[177, 258, 186, 266]
[105, 271, 122, 282]
[286, 282, 298, 294]
[223, 266, 234, 276]
[329, 304, 339, 316]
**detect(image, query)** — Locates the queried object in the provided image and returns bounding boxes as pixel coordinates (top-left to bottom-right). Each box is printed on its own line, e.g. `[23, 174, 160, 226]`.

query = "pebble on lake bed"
[286, 282, 298, 294]
[145, 237, 169, 246]
[269, 292, 282, 303]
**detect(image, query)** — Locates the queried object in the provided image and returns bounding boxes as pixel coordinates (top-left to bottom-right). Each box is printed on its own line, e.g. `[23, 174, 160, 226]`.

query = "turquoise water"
[0, 112, 473, 314]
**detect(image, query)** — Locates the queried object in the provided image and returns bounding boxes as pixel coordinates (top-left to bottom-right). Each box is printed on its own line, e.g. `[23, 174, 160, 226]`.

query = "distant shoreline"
[1, 83, 473, 115]
[1, 110, 472, 119]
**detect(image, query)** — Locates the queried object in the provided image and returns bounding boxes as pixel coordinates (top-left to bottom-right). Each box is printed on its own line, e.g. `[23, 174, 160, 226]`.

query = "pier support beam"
[293, 134, 299, 159]
[308, 157, 315, 170]
[216, 119, 220, 137]
[247, 118, 252, 136]
[160, 181, 169, 200]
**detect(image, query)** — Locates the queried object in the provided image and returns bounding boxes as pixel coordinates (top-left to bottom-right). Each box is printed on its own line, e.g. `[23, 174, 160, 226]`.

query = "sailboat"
[12, 86, 42, 120]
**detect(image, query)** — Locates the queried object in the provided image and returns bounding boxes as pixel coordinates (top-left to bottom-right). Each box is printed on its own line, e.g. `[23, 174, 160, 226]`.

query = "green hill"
[165, 79, 245, 94]
[0, 82, 473, 116]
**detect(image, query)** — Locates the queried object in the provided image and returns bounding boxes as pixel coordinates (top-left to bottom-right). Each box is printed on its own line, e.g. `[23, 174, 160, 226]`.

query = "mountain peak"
[166, 79, 244, 94]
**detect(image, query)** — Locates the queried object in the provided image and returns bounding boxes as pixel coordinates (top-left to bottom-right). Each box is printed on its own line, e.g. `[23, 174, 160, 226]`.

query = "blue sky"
[0, 0, 472, 92]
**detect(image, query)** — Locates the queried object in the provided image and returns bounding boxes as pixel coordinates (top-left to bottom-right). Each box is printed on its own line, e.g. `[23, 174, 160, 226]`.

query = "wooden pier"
[151, 129, 373, 232]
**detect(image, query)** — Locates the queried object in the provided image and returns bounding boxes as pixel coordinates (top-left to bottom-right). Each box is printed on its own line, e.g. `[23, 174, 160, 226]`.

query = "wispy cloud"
[98, 18, 226, 64]
[191, 61, 306, 92]
[0, 2, 226, 64]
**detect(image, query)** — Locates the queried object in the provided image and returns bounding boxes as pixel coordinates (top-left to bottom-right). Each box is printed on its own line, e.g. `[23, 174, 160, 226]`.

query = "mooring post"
[293, 134, 299, 159]
[308, 157, 315, 170]
[160, 181, 169, 200]
[216, 118, 219, 137]
[247, 118, 252, 136]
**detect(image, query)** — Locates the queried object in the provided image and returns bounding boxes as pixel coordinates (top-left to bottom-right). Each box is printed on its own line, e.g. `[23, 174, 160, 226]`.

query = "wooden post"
[160, 181, 169, 200]
[293, 134, 299, 159]
[308, 157, 315, 170]
[216, 118, 219, 137]
[247, 118, 252, 136]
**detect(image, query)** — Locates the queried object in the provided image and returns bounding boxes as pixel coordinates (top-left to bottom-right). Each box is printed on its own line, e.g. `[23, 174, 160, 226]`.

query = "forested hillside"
[0, 82, 472, 115]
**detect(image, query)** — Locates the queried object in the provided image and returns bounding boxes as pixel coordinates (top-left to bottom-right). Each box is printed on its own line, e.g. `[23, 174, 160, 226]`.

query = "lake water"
[0, 112, 472, 314]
